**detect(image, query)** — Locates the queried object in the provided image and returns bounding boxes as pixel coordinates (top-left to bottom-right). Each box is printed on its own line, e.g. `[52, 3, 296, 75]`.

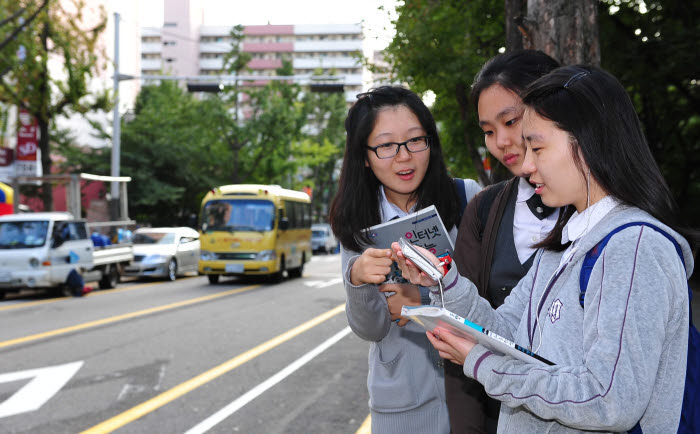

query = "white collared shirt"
[559, 195, 621, 266]
[513, 177, 560, 263]
[378, 185, 416, 222]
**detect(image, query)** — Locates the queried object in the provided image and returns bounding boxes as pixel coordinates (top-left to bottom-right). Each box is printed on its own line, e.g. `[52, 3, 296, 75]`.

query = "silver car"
[311, 223, 338, 254]
[124, 227, 200, 281]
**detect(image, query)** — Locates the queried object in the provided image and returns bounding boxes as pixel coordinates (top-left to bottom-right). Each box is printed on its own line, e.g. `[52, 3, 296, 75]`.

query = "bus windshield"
[201, 199, 275, 232]
[0, 221, 49, 248]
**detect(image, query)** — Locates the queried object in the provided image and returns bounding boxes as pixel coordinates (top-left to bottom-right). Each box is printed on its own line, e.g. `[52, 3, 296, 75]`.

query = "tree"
[295, 70, 348, 222]
[519, 0, 600, 65]
[382, 0, 504, 185]
[0, 0, 110, 210]
[599, 0, 699, 226]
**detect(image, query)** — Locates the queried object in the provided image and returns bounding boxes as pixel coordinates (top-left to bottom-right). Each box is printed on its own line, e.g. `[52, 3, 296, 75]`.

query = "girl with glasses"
[393, 66, 696, 433]
[329, 85, 480, 433]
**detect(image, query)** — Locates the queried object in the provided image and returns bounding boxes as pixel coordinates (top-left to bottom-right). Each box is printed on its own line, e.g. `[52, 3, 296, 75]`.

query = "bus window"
[201, 199, 275, 232]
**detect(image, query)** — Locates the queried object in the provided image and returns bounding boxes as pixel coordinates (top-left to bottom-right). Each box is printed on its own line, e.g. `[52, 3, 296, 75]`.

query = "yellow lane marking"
[356, 414, 371, 433]
[0, 284, 261, 349]
[81, 303, 346, 434]
[0, 277, 198, 312]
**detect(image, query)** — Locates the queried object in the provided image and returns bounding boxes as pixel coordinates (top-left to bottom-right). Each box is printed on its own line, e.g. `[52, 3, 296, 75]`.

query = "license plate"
[225, 264, 244, 273]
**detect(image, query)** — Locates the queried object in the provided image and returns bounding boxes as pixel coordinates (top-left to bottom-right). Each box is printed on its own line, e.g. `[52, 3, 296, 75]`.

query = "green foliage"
[599, 0, 700, 226]
[296, 74, 347, 221]
[0, 0, 110, 209]
[382, 0, 504, 184]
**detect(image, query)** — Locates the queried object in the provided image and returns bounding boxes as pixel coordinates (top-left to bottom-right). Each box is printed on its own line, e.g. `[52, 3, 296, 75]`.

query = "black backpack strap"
[476, 180, 508, 240]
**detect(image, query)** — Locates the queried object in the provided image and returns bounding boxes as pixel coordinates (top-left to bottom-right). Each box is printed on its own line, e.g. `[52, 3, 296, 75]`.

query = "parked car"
[124, 227, 200, 281]
[311, 223, 338, 254]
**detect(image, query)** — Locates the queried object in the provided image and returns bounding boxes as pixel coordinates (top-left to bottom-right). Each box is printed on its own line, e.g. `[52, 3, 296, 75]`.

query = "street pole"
[110, 12, 120, 221]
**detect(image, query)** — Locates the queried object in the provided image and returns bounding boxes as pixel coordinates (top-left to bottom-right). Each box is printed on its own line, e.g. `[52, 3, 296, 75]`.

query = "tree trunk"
[39, 19, 52, 211]
[505, 0, 526, 52]
[523, 0, 600, 66]
[38, 117, 53, 211]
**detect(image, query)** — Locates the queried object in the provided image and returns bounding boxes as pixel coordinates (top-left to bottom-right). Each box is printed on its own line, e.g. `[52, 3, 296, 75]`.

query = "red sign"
[0, 148, 12, 166]
[16, 108, 38, 161]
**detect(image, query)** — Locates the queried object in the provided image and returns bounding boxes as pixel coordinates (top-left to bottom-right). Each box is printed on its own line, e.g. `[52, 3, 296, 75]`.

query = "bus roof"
[204, 184, 310, 203]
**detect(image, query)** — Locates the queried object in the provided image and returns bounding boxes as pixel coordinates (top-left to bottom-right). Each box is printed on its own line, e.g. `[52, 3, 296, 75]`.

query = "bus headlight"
[256, 250, 276, 261]
[200, 250, 217, 261]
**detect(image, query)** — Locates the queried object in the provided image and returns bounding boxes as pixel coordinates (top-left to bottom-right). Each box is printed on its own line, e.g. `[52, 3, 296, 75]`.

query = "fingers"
[350, 248, 393, 286]
[397, 317, 410, 327]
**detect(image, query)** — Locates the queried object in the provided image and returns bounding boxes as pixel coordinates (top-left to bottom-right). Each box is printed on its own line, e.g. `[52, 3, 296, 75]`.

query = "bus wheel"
[289, 253, 305, 278]
[207, 274, 220, 284]
[271, 257, 285, 283]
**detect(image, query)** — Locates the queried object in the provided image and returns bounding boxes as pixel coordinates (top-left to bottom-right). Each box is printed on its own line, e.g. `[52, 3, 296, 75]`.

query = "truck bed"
[93, 243, 134, 267]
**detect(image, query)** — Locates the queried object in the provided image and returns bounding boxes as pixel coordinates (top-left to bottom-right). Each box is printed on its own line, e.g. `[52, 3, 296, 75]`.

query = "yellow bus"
[198, 184, 312, 283]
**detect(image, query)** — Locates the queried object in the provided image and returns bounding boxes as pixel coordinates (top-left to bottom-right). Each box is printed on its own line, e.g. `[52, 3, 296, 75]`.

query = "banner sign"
[15, 109, 41, 177]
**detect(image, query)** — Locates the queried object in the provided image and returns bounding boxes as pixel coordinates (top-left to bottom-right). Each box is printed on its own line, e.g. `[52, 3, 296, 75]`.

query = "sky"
[138, 0, 399, 51]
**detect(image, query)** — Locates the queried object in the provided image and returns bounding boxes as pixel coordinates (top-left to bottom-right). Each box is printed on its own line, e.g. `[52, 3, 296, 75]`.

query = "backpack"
[579, 222, 699, 434]
[453, 178, 471, 227]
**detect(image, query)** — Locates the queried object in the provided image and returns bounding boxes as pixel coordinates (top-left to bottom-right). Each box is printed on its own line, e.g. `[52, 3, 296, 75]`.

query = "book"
[363, 205, 454, 284]
[401, 305, 555, 366]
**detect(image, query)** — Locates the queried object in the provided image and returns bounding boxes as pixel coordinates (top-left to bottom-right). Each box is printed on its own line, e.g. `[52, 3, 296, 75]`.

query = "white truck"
[0, 174, 134, 298]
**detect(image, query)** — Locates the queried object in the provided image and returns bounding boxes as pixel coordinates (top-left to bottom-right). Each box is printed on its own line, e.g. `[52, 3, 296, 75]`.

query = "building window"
[164, 22, 177, 27]
[163, 41, 176, 46]
[165, 58, 174, 63]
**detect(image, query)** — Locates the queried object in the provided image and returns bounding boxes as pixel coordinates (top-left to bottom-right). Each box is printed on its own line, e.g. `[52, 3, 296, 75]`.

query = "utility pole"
[110, 11, 120, 221]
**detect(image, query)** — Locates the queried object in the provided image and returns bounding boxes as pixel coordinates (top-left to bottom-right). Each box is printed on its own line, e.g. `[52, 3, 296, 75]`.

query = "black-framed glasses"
[366, 136, 431, 159]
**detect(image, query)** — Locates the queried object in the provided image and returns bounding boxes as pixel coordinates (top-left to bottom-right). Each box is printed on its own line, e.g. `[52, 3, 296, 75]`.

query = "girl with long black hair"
[394, 66, 696, 433]
[329, 85, 480, 433]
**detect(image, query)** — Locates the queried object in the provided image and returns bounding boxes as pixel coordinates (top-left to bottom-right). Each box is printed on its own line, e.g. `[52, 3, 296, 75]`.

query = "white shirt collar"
[516, 177, 536, 203]
[378, 185, 416, 222]
[562, 195, 621, 245]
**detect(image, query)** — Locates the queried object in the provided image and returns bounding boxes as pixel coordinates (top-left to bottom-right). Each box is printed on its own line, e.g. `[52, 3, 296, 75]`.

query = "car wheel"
[99, 265, 119, 289]
[207, 274, 220, 284]
[167, 259, 177, 281]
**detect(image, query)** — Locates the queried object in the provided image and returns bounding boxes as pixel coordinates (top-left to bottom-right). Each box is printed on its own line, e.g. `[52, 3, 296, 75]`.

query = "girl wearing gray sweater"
[393, 66, 695, 433]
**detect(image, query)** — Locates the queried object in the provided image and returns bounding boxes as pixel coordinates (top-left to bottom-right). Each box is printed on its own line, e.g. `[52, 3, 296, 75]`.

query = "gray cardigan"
[431, 204, 693, 433]
[341, 178, 480, 434]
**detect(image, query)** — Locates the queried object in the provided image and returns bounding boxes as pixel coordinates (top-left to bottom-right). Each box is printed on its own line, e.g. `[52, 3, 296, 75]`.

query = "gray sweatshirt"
[431, 204, 693, 433]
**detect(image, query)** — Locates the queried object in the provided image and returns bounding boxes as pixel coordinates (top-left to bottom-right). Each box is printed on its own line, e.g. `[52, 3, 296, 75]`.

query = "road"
[2, 255, 698, 434]
[0, 254, 372, 434]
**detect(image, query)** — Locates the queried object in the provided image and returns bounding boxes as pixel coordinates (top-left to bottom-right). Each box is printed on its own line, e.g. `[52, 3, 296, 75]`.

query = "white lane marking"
[0, 361, 84, 418]
[303, 277, 344, 288]
[309, 255, 339, 263]
[185, 326, 352, 434]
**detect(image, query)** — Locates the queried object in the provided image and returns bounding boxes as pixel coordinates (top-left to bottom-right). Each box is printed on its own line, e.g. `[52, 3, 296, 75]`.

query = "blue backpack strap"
[579, 221, 687, 308]
[453, 178, 468, 225]
[579, 221, 697, 434]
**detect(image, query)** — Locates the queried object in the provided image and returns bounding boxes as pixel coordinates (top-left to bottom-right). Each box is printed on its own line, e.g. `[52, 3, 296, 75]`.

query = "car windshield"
[133, 232, 176, 245]
[0, 221, 49, 248]
[201, 199, 275, 232]
[312, 230, 326, 237]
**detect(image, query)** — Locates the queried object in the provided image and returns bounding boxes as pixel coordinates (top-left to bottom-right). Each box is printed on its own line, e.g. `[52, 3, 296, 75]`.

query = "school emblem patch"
[548, 299, 563, 323]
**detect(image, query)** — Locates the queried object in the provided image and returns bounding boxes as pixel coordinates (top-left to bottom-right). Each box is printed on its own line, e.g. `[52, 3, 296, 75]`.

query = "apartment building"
[141, 22, 365, 102]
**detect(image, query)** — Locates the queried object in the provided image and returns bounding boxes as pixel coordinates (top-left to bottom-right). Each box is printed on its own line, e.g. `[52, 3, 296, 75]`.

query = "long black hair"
[471, 50, 560, 109]
[329, 85, 460, 252]
[522, 65, 697, 250]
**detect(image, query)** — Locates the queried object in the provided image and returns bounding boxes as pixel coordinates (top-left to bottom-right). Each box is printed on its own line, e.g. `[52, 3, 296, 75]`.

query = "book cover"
[401, 305, 555, 366]
[363, 205, 454, 283]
